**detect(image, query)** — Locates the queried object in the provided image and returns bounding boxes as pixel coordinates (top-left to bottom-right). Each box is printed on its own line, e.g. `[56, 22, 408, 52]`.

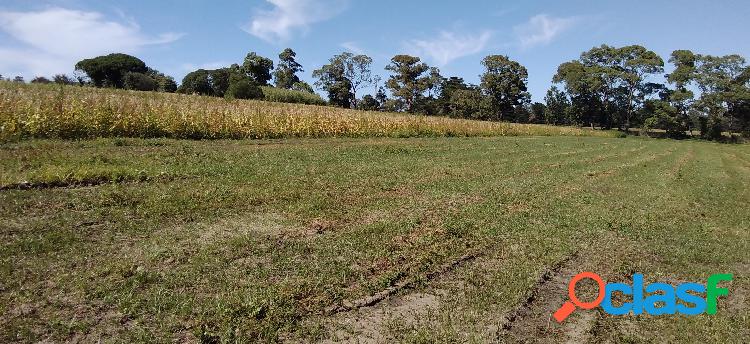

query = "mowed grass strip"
[0, 136, 748, 342]
[0, 82, 618, 141]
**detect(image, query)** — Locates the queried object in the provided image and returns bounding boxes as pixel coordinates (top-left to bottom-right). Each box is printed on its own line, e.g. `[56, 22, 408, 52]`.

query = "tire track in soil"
[308, 145, 656, 342]
[496, 147, 679, 343]
[497, 232, 639, 344]
[318, 144, 640, 316]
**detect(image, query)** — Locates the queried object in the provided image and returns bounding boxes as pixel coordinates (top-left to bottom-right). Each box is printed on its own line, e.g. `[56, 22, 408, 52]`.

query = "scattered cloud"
[0, 8, 182, 77]
[514, 14, 577, 49]
[180, 61, 233, 72]
[339, 41, 364, 54]
[408, 30, 493, 67]
[244, 0, 347, 42]
[492, 5, 518, 17]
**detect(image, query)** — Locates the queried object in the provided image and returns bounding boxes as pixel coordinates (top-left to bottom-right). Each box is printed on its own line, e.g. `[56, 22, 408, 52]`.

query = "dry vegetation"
[0, 82, 618, 141]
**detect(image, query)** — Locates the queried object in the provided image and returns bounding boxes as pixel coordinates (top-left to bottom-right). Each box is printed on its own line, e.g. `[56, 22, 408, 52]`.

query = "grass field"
[1, 135, 748, 342]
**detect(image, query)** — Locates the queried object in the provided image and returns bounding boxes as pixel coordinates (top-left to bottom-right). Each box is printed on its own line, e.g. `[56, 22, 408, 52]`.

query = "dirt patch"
[506, 201, 531, 213]
[196, 213, 296, 242]
[304, 251, 480, 343]
[322, 292, 442, 343]
[498, 252, 601, 343]
[326, 252, 479, 315]
[110, 212, 300, 273]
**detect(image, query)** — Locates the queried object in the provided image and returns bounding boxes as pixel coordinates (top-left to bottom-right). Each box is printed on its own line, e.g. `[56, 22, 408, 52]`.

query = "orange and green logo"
[554, 272, 733, 322]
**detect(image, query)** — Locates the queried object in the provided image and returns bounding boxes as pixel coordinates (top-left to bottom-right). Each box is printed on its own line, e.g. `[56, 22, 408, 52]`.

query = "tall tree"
[554, 45, 664, 130]
[667, 50, 698, 133]
[312, 53, 353, 108]
[617, 45, 664, 129]
[208, 69, 232, 97]
[346, 54, 376, 107]
[692, 54, 750, 137]
[242, 52, 274, 85]
[74, 53, 148, 88]
[274, 48, 303, 89]
[413, 67, 443, 115]
[313, 52, 376, 108]
[375, 87, 388, 109]
[385, 55, 430, 112]
[480, 55, 530, 121]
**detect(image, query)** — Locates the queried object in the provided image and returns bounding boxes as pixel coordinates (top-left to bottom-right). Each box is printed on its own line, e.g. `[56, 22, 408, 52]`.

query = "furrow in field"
[497, 145, 684, 342]
[312, 143, 661, 341]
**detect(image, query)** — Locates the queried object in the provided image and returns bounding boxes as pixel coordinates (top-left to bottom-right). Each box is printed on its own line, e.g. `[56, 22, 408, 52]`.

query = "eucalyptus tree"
[313, 52, 376, 108]
[617, 45, 664, 129]
[666, 50, 698, 133]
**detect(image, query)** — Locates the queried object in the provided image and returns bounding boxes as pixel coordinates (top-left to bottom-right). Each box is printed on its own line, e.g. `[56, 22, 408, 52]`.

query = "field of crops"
[0, 82, 618, 141]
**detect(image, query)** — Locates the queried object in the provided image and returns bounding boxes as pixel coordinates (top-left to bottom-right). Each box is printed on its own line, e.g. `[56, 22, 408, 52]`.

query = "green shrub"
[260, 86, 326, 105]
[123, 72, 158, 91]
[226, 80, 263, 100]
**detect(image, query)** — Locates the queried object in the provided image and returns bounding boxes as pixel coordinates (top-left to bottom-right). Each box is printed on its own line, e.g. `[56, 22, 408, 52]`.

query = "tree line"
[5, 44, 749, 140]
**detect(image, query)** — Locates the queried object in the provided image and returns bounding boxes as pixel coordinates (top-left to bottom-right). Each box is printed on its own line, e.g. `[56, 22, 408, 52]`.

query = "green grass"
[0, 136, 748, 342]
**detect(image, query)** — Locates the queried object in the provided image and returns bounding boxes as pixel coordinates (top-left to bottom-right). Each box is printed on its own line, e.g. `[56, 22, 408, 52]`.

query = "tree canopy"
[553, 45, 664, 130]
[385, 55, 432, 112]
[480, 55, 530, 121]
[75, 53, 148, 88]
[274, 48, 303, 89]
[313, 52, 376, 108]
[243, 52, 274, 86]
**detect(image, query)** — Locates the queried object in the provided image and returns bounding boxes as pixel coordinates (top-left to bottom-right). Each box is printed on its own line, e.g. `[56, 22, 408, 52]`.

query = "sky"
[1, 0, 749, 101]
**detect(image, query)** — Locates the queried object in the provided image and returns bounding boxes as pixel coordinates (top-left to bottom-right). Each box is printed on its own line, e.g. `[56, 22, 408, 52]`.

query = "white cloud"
[514, 14, 576, 49]
[339, 41, 364, 54]
[244, 0, 346, 42]
[0, 8, 183, 77]
[408, 30, 492, 67]
[180, 61, 233, 72]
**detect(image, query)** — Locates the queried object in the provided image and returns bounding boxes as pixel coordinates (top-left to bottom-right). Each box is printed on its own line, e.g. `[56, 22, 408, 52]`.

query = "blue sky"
[1, 0, 749, 101]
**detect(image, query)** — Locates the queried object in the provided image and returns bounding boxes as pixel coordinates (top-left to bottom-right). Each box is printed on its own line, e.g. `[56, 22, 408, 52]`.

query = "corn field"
[0, 82, 618, 140]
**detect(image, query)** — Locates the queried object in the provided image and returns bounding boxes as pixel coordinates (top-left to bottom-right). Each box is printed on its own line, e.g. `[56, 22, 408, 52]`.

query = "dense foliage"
[9, 43, 750, 140]
[548, 46, 750, 139]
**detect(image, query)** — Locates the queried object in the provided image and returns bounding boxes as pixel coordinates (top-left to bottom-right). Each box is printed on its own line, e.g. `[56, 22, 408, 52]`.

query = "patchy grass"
[0, 136, 748, 342]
